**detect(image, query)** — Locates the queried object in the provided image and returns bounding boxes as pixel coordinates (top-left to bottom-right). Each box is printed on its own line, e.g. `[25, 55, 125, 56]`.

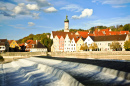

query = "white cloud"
[28, 22, 35, 26]
[0, 7, 8, 11]
[32, 13, 40, 19]
[72, 8, 93, 19]
[43, 7, 57, 13]
[26, 0, 51, 7]
[112, 5, 126, 8]
[0, 2, 16, 10]
[26, 4, 40, 10]
[12, 3, 30, 15]
[60, 4, 83, 12]
[92, 0, 130, 4]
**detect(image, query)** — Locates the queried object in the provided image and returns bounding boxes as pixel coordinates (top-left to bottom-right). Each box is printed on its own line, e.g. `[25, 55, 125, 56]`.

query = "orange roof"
[52, 31, 75, 39]
[18, 43, 25, 46]
[57, 35, 61, 39]
[77, 31, 89, 38]
[8, 40, 13, 44]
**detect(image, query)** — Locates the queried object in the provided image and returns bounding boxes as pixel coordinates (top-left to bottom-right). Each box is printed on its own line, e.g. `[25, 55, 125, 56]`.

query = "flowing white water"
[1, 59, 84, 86]
[1, 57, 130, 86]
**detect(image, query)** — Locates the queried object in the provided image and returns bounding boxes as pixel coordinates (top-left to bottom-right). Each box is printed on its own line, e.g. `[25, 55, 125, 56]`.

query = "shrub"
[0, 55, 4, 62]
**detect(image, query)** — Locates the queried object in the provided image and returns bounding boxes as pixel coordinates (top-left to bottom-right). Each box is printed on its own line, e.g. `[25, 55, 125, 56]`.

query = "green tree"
[124, 40, 130, 51]
[110, 41, 122, 51]
[123, 24, 130, 31]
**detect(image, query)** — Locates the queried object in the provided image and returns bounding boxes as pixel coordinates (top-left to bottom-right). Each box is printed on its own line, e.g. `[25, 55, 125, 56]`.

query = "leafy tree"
[124, 40, 130, 51]
[80, 43, 88, 51]
[123, 24, 130, 31]
[110, 41, 122, 51]
[89, 42, 98, 51]
[28, 34, 34, 40]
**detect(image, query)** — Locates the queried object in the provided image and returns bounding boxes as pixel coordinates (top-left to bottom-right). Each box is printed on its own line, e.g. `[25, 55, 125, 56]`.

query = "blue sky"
[0, 0, 130, 40]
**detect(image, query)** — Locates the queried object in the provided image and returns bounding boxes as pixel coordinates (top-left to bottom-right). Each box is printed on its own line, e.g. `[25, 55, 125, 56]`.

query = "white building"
[85, 34, 129, 51]
[0, 39, 9, 53]
[30, 42, 47, 52]
[70, 38, 76, 52]
[64, 34, 71, 52]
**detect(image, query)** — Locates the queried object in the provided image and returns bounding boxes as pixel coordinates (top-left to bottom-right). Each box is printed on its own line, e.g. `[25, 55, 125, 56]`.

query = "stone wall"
[1, 52, 47, 57]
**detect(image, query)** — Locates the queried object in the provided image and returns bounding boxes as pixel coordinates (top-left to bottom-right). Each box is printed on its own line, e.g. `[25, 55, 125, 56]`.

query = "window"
[100, 43, 101, 45]
[74, 44, 75, 46]
[13, 42, 15, 44]
[108, 43, 110, 46]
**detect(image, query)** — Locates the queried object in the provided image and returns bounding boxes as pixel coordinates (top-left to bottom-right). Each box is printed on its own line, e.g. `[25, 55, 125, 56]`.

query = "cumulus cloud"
[32, 13, 40, 19]
[0, 7, 8, 11]
[26, 4, 40, 10]
[43, 7, 57, 13]
[72, 8, 93, 19]
[12, 3, 30, 15]
[26, 0, 51, 7]
[28, 22, 35, 26]
[60, 4, 83, 12]
[0, 11, 15, 17]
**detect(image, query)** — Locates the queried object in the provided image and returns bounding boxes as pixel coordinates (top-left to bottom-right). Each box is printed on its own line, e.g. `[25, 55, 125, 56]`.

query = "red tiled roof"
[8, 40, 13, 44]
[77, 31, 89, 38]
[18, 43, 25, 46]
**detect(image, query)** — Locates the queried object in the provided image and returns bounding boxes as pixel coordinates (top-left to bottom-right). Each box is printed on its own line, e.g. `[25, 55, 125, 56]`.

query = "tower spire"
[64, 15, 69, 32]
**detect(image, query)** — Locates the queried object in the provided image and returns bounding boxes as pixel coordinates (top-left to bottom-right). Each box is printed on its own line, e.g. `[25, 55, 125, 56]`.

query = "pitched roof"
[0, 39, 7, 42]
[34, 42, 46, 48]
[8, 40, 13, 44]
[18, 43, 25, 46]
[52, 31, 75, 39]
[0, 39, 7, 46]
[77, 31, 89, 38]
[90, 34, 127, 41]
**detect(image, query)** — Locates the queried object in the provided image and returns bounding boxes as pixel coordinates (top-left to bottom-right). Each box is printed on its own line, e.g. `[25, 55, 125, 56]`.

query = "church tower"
[64, 15, 69, 32]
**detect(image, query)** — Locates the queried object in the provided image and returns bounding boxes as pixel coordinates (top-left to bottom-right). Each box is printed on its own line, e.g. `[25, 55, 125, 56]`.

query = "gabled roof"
[8, 40, 14, 44]
[0, 39, 7, 42]
[34, 42, 46, 48]
[90, 34, 127, 41]
[52, 31, 75, 39]
[0, 39, 7, 46]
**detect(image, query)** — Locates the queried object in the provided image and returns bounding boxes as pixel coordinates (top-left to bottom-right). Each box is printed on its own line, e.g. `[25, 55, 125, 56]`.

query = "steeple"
[64, 15, 69, 32]
[64, 15, 69, 22]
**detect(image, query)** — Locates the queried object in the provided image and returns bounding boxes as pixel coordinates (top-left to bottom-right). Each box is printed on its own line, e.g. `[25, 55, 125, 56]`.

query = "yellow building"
[76, 37, 84, 52]
[8, 40, 21, 50]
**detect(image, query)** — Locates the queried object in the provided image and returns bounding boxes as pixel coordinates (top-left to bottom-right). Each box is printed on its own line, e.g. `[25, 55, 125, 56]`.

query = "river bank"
[1, 51, 130, 63]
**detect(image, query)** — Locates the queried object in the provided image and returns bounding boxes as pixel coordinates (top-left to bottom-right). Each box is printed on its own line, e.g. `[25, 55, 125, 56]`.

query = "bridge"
[0, 56, 130, 86]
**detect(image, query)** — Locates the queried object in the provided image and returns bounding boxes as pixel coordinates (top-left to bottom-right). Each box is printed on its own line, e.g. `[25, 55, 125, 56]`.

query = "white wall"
[84, 36, 94, 47]
[64, 34, 70, 52]
[70, 38, 76, 52]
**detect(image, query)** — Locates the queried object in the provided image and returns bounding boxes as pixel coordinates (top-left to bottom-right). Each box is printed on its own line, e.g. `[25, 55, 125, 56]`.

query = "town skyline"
[0, 0, 130, 40]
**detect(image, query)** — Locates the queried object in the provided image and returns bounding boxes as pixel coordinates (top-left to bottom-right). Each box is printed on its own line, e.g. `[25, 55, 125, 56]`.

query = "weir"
[0, 56, 130, 86]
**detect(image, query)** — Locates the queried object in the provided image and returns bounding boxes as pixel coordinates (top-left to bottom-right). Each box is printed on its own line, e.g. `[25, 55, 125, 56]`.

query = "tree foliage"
[80, 43, 88, 50]
[89, 42, 98, 51]
[17, 33, 52, 51]
[110, 41, 122, 51]
[124, 40, 130, 51]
